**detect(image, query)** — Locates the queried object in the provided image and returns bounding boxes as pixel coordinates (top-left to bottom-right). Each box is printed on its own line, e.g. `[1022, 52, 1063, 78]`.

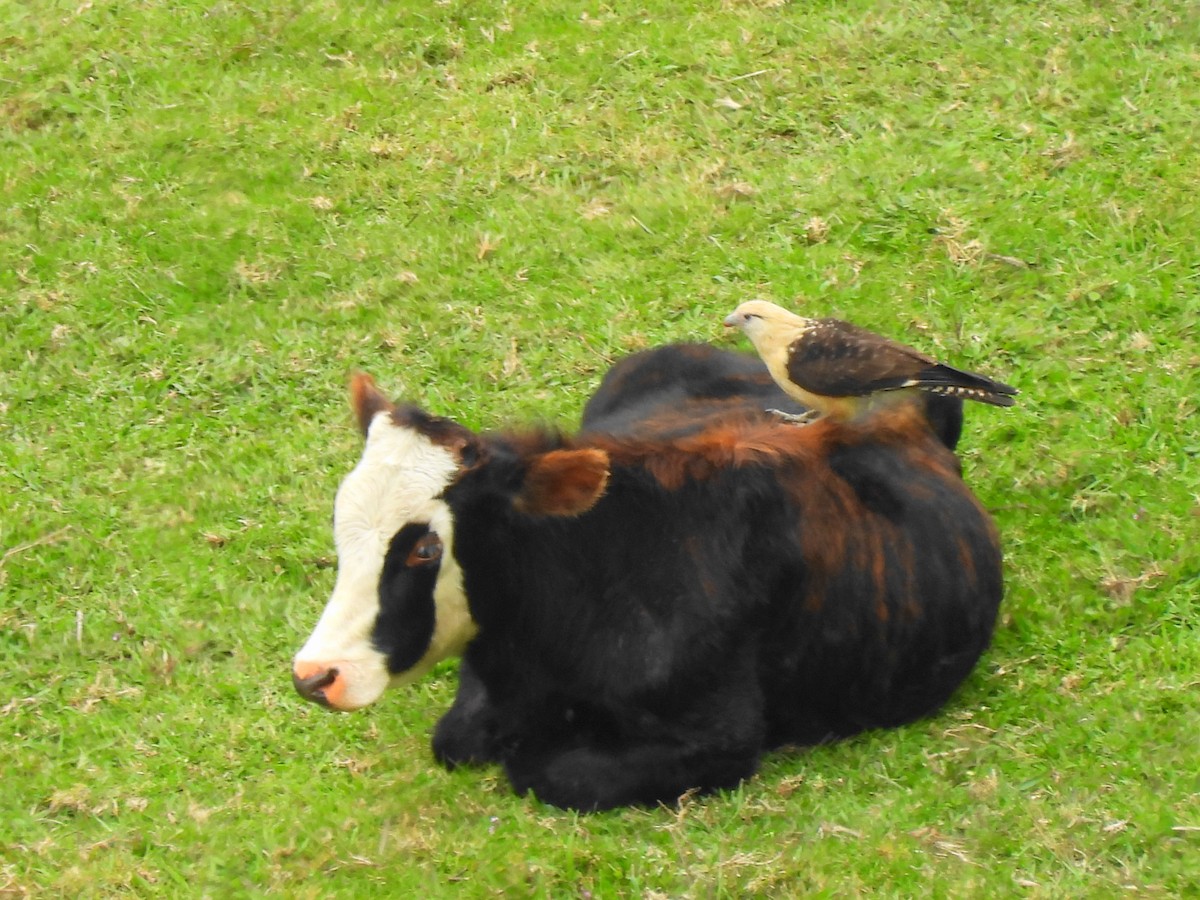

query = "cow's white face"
[292, 405, 478, 711]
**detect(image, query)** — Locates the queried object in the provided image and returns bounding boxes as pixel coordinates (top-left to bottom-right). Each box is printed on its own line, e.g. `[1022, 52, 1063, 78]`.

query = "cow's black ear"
[350, 372, 395, 437]
[514, 449, 610, 517]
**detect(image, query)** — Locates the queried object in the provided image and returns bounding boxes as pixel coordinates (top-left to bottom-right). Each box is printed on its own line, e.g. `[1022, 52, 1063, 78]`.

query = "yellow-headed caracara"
[723, 299, 1017, 422]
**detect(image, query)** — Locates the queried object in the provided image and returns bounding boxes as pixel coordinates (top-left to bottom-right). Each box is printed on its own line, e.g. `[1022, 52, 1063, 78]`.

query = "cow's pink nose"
[292, 662, 343, 709]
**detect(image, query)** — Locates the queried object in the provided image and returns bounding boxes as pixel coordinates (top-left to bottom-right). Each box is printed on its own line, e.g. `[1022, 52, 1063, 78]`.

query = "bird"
[723, 299, 1017, 423]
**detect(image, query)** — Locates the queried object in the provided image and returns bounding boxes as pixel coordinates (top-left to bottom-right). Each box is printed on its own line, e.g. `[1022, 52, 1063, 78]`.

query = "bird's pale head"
[723, 300, 810, 347]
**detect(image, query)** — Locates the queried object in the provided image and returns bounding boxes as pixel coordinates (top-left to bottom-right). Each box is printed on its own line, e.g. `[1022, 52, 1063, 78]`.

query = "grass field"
[3, 0, 1198, 895]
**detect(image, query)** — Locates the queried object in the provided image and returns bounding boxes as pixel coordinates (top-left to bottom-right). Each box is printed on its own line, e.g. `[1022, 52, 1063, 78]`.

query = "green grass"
[3, 0, 1198, 895]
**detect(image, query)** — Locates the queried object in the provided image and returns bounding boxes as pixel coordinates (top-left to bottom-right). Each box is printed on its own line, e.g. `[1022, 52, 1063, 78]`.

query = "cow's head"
[292, 375, 610, 711]
[290, 374, 481, 710]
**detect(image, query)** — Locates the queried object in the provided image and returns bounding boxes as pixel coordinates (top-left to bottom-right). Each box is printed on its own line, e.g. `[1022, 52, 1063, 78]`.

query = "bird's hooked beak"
[722, 312, 743, 329]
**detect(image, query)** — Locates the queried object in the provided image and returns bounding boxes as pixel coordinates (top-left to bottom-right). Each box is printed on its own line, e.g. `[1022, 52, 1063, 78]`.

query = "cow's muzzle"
[292, 664, 340, 708]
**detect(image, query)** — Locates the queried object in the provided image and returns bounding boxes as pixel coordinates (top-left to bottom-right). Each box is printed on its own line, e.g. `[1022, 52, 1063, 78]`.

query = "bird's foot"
[766, 408, 820, 426]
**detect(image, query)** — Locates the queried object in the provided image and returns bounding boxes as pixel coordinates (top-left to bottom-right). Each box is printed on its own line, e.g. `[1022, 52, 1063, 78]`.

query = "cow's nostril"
[293, 666, 339, 707]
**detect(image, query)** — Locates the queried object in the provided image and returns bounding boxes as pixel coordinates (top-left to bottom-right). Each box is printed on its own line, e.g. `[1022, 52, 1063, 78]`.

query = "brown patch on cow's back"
[808, 404, 946, 454]
[957, 535, 978, 589]
[771, 419, 933, 634]
[491, 406, 961, 586]
[898, 540, 921, 621]
[580, 404, 947, 493]
[871, 531, 889, 622]
[586, 412, 832, 491]
[778, 461, 853, 615]
[683, 534, 722, 600]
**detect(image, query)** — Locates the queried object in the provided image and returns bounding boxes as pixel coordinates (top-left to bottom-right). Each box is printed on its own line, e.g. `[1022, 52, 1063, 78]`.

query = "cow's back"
[753, 428, 1002, 746]
[581, 343, 964, 450]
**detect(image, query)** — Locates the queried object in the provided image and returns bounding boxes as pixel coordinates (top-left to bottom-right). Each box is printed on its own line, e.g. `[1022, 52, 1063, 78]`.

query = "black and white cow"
[292, 344, 999, 810]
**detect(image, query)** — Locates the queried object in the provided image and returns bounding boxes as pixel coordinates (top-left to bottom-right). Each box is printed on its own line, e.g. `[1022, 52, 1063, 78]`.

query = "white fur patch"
[293, 411, 477, 709]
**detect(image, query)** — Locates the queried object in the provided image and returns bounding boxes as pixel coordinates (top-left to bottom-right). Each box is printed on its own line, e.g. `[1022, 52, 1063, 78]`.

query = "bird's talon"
[767, 408, 819, 425]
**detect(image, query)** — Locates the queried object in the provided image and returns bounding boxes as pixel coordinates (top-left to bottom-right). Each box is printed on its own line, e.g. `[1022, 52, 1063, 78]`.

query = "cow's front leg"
[503, 686, 765, 811]
[506, 742, 760, 811]
[432, 659, 503, 768]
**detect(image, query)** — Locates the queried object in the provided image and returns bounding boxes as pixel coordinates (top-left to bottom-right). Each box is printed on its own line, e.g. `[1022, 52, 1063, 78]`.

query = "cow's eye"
[406, 533, 443, 567]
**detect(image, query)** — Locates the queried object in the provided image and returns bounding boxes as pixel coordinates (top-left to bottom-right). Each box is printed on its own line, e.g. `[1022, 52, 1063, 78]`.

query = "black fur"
[373, 524, 440, 676]
[419, 345, 1000, 810]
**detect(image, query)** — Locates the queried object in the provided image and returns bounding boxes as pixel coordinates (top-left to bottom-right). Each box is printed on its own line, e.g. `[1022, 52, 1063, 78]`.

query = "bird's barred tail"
[922, 383, 1017, 407]
[917, 364, 1019, 408]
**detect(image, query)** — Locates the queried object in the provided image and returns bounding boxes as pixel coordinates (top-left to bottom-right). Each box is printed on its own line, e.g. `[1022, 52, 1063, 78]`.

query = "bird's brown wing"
[785, 318, 934, 398]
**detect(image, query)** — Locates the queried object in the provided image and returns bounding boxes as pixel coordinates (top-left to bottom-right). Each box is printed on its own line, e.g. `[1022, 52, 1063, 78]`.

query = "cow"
[292, 344, 1001, 811]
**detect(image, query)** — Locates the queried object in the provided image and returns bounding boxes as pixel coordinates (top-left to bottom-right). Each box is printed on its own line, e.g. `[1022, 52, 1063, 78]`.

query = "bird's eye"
[406, 533, 443, 566]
